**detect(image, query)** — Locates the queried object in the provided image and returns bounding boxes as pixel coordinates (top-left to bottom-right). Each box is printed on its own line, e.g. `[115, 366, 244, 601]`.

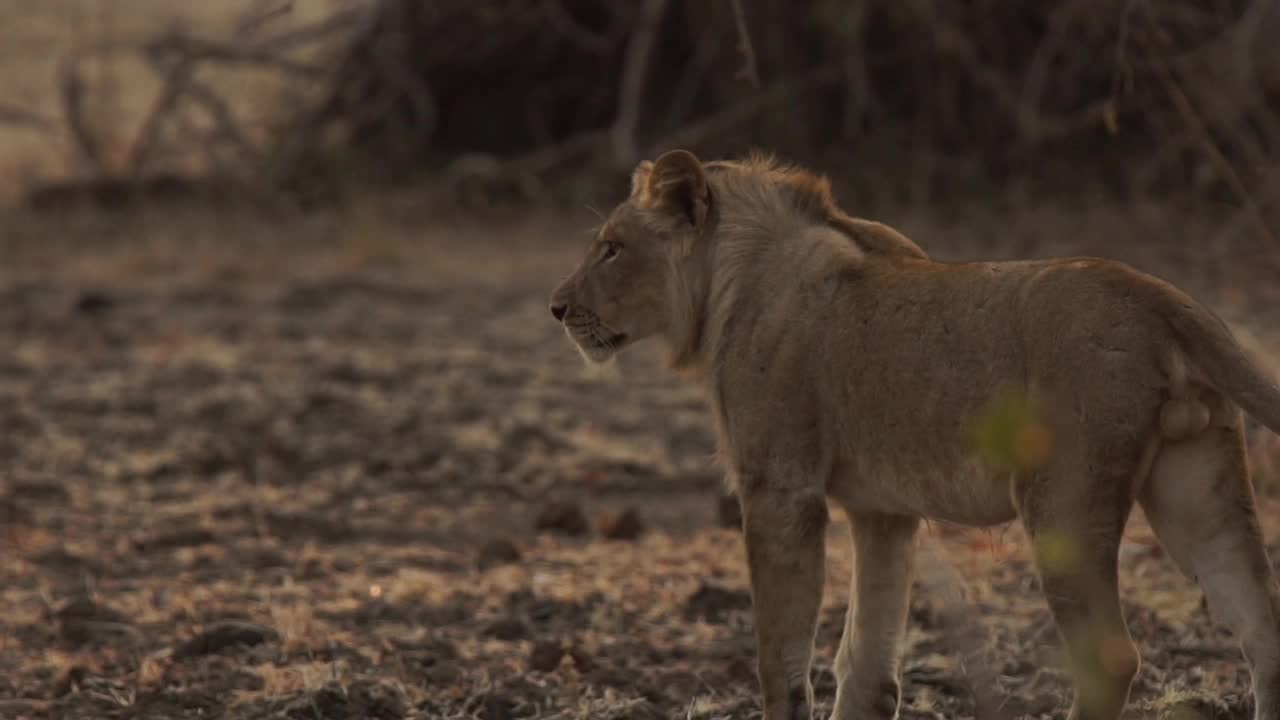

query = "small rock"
[477, 537, 521, 569]
[174, 620, 279, 658]
[134, 528, 217, 553]
[568, 647, 595, 672]
[528, 640, 565, 672]
[909, 599, 938, 630]
[534, 501, 589, 537]
[60, 620, 139, 646]
[405, 637, 461, 683]
[53, 597, 136, 645]
[999, 658, 1035, 677]
[31, 548, 90, 572]
[243, 546, 291, 569]
[683, 583, 751, 623]
[598, 507, 646, 540]
[53, 596, 130, 625]
[53, 665, 90, 696]
[473, 692, 516, 720]
[482, 617, 529, 641]
[229, 670, 266, 692]
[8, 481, 70, 503]
[717, 493, 743, 530]
[727, 657, 756, 684]
[74, 290, 114, 314]
[0, 496, 33, 526]
[424, 661, 462, 685]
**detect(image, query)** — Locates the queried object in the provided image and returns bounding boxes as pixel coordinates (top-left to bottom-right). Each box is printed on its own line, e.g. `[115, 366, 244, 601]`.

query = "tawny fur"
[549, 149, 1280, 720]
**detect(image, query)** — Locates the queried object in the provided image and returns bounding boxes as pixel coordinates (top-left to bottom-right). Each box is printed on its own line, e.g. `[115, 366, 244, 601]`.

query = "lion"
[548, 149, 1280, 720]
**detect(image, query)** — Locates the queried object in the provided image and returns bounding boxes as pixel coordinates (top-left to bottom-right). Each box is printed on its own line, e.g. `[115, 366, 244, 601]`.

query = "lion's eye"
[602, 242, 622, 262]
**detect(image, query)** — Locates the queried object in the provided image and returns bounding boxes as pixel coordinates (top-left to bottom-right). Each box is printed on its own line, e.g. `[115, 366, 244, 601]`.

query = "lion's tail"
[1158, 284, 1280, 435]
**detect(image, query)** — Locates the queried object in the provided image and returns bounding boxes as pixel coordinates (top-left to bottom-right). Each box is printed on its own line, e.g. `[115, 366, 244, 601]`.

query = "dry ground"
[1, 198, 1280, 720]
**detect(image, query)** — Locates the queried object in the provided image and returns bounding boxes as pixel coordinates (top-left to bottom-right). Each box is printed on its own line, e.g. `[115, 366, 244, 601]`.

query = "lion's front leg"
[831, 512, 918, 720]
[740, 481, 829, 720]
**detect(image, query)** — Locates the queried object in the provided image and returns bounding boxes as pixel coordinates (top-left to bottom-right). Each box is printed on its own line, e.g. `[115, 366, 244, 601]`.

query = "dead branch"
[728, 0, 760, 89]
[0, 103, 55, 131]
[184, 79, 261, 165]
[835, 3, 879, 140]
[1102, 0, 1141, 134]
[127, 22, 286, 177]
[57, 54, 108, 176]
[235, 0, 295, 37]
[146, 29, 325, 77]
[541, 0, 624, 55]
[444, 55, 852, 206]
[653, 62, 846, 152]
[495, 130, 611, 179]
[254, 6, 367, 50]
[1019, 0, 1106, 122]
[128, 52, 197, 175]
[1138, 23, 1279, 249]
[907, 0, 1113, 143]
[610, 0, 670, 168]
[659, 19, 732, 133]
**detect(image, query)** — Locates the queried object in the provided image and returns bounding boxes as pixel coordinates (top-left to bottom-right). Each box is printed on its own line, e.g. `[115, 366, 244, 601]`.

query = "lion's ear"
[630, 160, 654, 197]
[642, 149, 710, 228]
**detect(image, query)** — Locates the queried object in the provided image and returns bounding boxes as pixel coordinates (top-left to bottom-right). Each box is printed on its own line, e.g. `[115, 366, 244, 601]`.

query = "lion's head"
[548, 150, 711, 363]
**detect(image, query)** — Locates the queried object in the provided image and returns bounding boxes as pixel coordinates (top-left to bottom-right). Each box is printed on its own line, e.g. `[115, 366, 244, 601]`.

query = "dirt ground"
[2, 200, 1280, 720]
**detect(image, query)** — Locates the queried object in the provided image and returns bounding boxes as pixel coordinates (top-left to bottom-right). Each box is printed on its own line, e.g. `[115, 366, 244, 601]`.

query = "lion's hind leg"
[1016, 451, 1141, 720]
[1139, 397, 1280, 720]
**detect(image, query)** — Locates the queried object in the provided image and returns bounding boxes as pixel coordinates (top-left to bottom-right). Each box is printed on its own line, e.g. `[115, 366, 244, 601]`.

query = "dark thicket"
[30, 0, 1280, 211]
[296, 0, 1280, 204]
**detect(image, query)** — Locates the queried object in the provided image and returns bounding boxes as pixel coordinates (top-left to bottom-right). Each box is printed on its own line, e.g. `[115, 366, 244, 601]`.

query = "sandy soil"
[1, 205, 1278, 720]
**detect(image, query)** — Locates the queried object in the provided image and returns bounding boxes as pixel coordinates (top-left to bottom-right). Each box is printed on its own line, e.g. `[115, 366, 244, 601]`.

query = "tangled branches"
[28, 0, 1280, 214]
[300, 0, 1280, 207]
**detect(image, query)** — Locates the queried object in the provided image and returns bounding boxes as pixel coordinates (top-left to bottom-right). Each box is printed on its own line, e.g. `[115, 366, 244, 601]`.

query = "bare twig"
[541, 0, 623, 55]
[471, 59, 849, 186]
[1138, 23, 1279, 250]
[728, 0, 760, 89]
[254, 7, 366, 50]
[58, 54, 107, 175]
[127, 52, 197, 175]
[1103, 0, 1142, 135]
[513, 130, 612, 176]
[660, 19, 732, 133]
[235, 0, 295, 37]
[1019, 0, 1102, 123]
[147, 30, 325, 77]
[185, 79, 261, 164]
[905, 0, 1109, 142]
[611, 0, 670, 169]
[0, 103, 55, 131]
[653, 62, 846, 152]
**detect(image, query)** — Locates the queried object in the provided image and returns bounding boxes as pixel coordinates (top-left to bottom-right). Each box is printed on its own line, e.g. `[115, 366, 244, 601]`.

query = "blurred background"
[2, 1, 1279, 719]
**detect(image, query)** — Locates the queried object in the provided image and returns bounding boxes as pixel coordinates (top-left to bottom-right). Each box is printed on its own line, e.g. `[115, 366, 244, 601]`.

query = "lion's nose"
[550, 303, 567, 321]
